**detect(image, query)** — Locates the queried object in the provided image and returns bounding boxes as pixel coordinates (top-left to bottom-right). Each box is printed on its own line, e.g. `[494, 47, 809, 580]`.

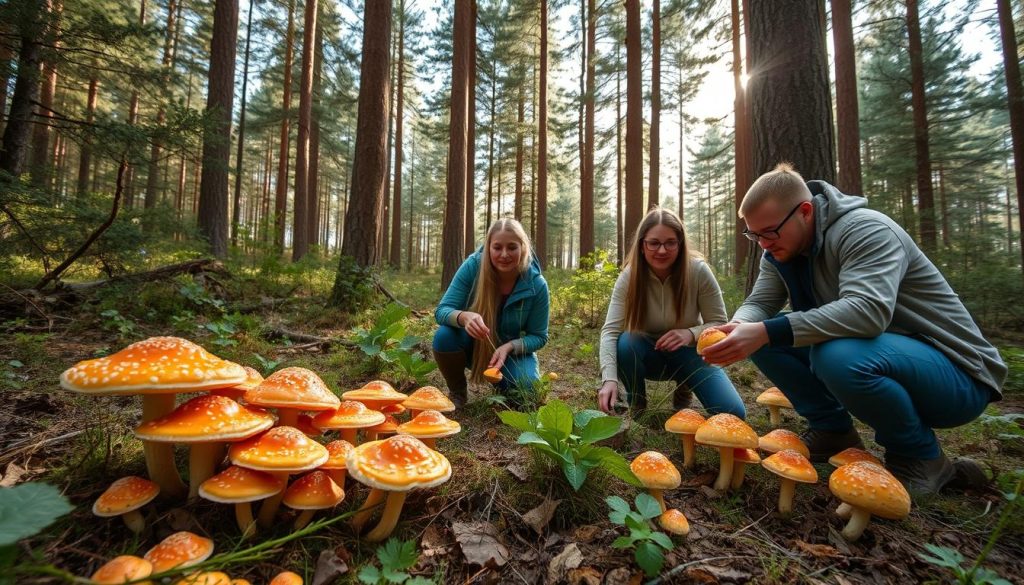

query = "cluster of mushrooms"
[61, 336, 463, 582]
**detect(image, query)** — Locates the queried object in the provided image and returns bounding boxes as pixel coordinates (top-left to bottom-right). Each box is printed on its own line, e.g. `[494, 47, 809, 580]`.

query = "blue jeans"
[432, 325, 540, 395]
[617, 332, 746, 417]
[750, 332, 993, 459]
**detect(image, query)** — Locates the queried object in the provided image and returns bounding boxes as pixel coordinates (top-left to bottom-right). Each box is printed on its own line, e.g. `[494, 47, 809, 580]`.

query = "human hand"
[459, 311, 491, 340]
[654, 328, 695, 352]
[700, 322, 768, 367]
[488, 342, 513, 371]
[597, 380, 619, 414]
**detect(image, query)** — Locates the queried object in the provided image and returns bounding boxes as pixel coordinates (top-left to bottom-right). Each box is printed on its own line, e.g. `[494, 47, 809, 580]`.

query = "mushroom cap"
[171, 572, 231, 585]
[695, 328, 727, 355]
[734, 448, 762, 464]
[658, 509, 690, 535]
[762, 449, 818, 484]
[396, 410, 461, 439]
[758, 429, 810, 458]
[268, 572, 303, 585]
[228, 426, 329, 472]
[756, 387, 793, 408]
[134, 394, 275, 443]
[282, 471, 345, 510]
[629, 451, 681, 490]
[230, 580, 253, 585]
[90, 555, 153, 584]
[367, 414, 401, 435]
[482, 368, 503, 383]
[312, 400, 386, 430]
[143, 531, 214, 573]
[381, 403, 406, 415]
[664, 408, 706, 434]
[210, 366, 262, 400]
[244, 367, 341, 412]
[93, 476, 160, 517]
[319, 440, 354, 471]
[828, 447, 881, 468]
[694, 414, 758, 449]
[829, 461, 911, 520]
[346, 435, 452, 492]
[198, 465, 286, 503]
[60, 337, 247, 396]
[402, 386, 456, 413]
[341, 382, 408, 409]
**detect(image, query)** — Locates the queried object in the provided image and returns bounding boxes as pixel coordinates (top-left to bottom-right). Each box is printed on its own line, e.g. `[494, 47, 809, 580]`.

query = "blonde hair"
[739, 162, 813, 219]
[468, 218, 534, 382]
[622, 207, 699, 332]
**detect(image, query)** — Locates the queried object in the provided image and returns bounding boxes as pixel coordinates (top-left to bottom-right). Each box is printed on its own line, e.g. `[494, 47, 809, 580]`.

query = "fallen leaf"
[601, 567, 633, 585]
[827, 526, 854, 556]
[546, 543, 584, 584]
[421, 524, 447, 557]
[683, 472, 716, 488]
[0, 463, 28, 487]
[794, 540, 842, 558]
[572, 525, 601, 543]
[699, 485, 721, 499]
[506, 462, 531, 482]
[701, 564, 751, 582]
[486, 429, 498, 440]
[682, 568, 718, 584]
[567, 567, 602, 585]
[452, 521, 510, 568]
[311, 549, 348, 585]
[524, 498, 561, 535]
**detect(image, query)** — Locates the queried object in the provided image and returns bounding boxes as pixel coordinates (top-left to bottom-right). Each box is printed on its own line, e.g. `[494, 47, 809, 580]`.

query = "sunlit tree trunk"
[831, 0, 862, 196]
[649, 0, 660, 208]
[580, 0, 595, 260]
[731, 0, 752, 275]
[308, 7, 323, 250]
[624, 0, 643, 245]
[617, 39, 623, 264]
[30, 0, 60, 189]
[291, 0, 316, 260]
[514, 82, 524, 225]
[231, 0, 255, 248]
[442, 0, 471, 289]
[906, 0, 935, 252]
[389, 0, 406, 268]
[486, 70, 495, 230]
[274, 0, 295, 253]
[997, 0, 1024, 271]
[536, 0, 548, 267]
[465, 0, 477, 252]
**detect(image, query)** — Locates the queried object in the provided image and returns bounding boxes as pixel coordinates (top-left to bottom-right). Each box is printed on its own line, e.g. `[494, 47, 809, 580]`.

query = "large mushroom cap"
[402, 386, 456, 413]
[244, 367, 341, 412]
[756, 387, 793, 409]
[758, 429, 810, 458]
[143, 531, 214, 573]
[664, 409, 706, 434]
[320, 440, 355, 471]
[694, 414, 758, 449]
[135, 394, 275, 442]
[762, 449, 818, 484]
[268, 572, 303, 585]
[696, 328, 727, 355]
[211, 366, 263, 400]
[312, 400, 386, 430]
[342, 382, 408, 410]
[828, 447, 881, 468]
[60, 337, 246, 395]
[90, 555, 153, 584]
[829, 461, 911, 520]
[629, 451, 681, 490]
[93, 476, 160, 517]
[283, 471, 345, 510]
[659, 509, 690, 536]
[396, 410, 461, 439]
[171, 572, 231, 585]
[228, 426, 329, 472]
[346, 435, 452, 492]
[198, 466, 285, 503]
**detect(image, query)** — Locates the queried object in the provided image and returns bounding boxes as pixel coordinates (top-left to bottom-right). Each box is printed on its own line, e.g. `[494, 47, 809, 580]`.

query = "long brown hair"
[468, 218, 534, 382]
[622, 207, 697, 332]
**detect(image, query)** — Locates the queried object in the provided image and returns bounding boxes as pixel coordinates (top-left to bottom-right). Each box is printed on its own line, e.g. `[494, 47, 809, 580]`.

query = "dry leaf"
[682, 568, 719, 584]
[486, 429, 498, 440]
[567, 567, 602, 585]
[602, 567, 634, 585]
[827, 526, 854, 556]
[699, 485, 721, 499]
[794, 540, 842, 558]
[683, 472, 716, 487]
[572, 525, 601, 543]
[701, 564, 752, 582]
[506, 462, 531, 482]
[311, 549, 348, 585]
[452, 521, 510, 568]
[0, 462, 28, 487]
[421, 524, 447, 557]
[524, 498, 561, 534]
[546, 543, 584, 584]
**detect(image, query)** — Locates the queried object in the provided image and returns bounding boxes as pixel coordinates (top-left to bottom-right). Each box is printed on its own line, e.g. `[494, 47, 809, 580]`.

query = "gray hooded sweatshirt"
[732, 181, 1006, 398]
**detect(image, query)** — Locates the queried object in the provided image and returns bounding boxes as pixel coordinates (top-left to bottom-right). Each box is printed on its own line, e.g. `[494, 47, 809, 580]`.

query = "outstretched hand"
[597, 380, 618, 414]
[488, 342, 513, 371]
[699, 322, 769, 367]
[654, 328, 695, 352]
[459, 311, 491, 340]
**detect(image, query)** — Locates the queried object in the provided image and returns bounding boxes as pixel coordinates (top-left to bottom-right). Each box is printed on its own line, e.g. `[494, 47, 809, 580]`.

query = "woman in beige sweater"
[596, 207, 745, 417]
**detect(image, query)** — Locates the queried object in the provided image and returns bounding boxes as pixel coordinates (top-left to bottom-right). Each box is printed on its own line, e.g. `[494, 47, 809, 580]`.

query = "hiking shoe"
[801, 427, 864, 463]
[672, 383, 693, 410]
[947, 458, 989, 491]
[884, 450, 956, 496]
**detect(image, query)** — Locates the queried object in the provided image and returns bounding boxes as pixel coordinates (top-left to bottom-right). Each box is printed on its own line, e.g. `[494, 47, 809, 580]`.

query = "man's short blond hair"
[739, 162, 813, 219]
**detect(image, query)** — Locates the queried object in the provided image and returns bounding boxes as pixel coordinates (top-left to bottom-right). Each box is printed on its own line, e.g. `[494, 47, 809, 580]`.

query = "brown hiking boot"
[433, 350, 468, 409]
[885, 449, 989, 496]
[672, 383, 693, 410]
[800, 427, 864, 463]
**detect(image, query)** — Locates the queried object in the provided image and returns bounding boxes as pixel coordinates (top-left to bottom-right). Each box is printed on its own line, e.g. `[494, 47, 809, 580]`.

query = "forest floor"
[1, 265, 1023, 584]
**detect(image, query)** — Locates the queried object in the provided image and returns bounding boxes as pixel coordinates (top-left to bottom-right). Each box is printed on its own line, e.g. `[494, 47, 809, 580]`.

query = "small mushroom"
[828, 448, 881, 519]
[244, 367, 340, 427]
[664, 409, 706, 469]
[756, 387, 793, 427]
[268, 572, 303, 585]
[658, 509, 690, 537]
[730, 448, 762, 490]
[283, 470, 345, 530]
[829, 461, 911, 541]
[629, 451, 681, 512]
[89, 555, 153, 584]
[482, 368, 503, 383]
[171, 572, 231, 585]
[366, 414, 400, 441]
[319, 440, 355, 486]
[342, 381, 408, 411]
[695, 328, 727, 355]
[402, 386, 456, 418]
[312, 400, 385, 445]
[93, 476, 160, 534]
[761, 449, 818, 514]
[143, 531, 214, 574]
[694, 414, 758, 491]
[758, 428, 809, 458]
[198, 465, 285, 537]
[396, 410, 461, 449]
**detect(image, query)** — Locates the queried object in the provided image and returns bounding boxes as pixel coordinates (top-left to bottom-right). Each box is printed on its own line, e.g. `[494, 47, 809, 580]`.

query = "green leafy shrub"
[384, 348, 438, 386]
[498, 399, 640, 491]
[99, 309, 137, 340]
[253, 353, 283, 375]
[551, 250, 619, 328]
[606, 493, 674, 577]
[352, 303, 419, 365]
[329, 254, 376, 309]
[0, 483, 74, 583]
[358, 538, 432, 585]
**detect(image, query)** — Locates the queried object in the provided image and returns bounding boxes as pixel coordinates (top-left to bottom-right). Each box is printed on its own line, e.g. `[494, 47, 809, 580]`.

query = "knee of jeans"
[809, 339, 867, 384]
[432, 326, 464, 352]
[616, 332, 647, 363]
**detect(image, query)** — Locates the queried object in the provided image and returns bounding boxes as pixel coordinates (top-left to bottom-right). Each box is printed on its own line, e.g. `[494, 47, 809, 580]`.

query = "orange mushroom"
[730, 448, 762, 490]
[664, 409, 706, 469]
[829, 461, 911, 541]
[828, 448, 882, 519]
[629, 451, 681, 512]
[244, 367, 340, 427]
[402, 386, 456, 418]
[312, 400, 385, 445]
[659, 509, 690, 537]
[694, 414, 758, 491]
[695, 328, 727, 355]
[283, 470, 345, 530]
[395, 410, 461, 449]
[319, 440, 355, 486]
[93, 476, 160, 534]
[756, 387, 793, 427]
[758, 428, 809, 458]
[761, 449, 818, 514]
[342, 381, 408, 411]
[268, 572, 303, 585]
[143, 531, 214, 574]
[198, 465, 285, 537]
[90, 555, 153, 584]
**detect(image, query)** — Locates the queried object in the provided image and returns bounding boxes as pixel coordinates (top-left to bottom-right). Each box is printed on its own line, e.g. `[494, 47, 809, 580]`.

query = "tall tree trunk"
[580, 0, 595, 260]
[380, 28, 397, 264]
[0, 30, 13, 136]
[123, 0, 145, 207]
[75, 74, 99, 197]
[146, 0, 178, 210]
[906, 0, 935, 252]
[464, 0, 477, 252]
[731, 0, 752, 275]
[309, 3, 323, 251]
[997, 0, 1024, 271]
[649, 0, 660, 208]
[0, 3, 45, 178]
[291, 0, 317, 261]
[274, 0, 296, 253]
[616, 39, 623, 264]
[334, 0, 391, 277]
[389, 0, 406, 268]
[536, 0, 548, 267]
[407, 128, 415, 270]
[624, 0, 644, 245]
[831, 0, 862, 195]
[232, 0, 255, 248]
[197, 0, 239, 259]
[486, 70, 495, 230]
[30, 0, 60, 189]
[514, 82, 524, 224]
[441, 0, 471, 289]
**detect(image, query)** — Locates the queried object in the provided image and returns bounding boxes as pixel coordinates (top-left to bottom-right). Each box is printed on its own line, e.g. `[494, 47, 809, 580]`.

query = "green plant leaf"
[635, 493, 662, 520]
[357, 565, 382, 584]
[611, 536, 634, 549]
[562, 459, 589, 491]
[635, 541, 665, 577]
[378, 537, 419, 570]
[918, 544, 964, 570]
[406, 578, 435, 585]
[0, 483, 74, 546]
[606, 496, 631, 525]
[537, 399, 573, 440]
[972, 567, 1012, 585]
[580, 416, 621, 444]
[498, 411, 535, 433]
[649, 531, 674, 550]
[573, 409, 607, 430]
[586, 447, 642, 487]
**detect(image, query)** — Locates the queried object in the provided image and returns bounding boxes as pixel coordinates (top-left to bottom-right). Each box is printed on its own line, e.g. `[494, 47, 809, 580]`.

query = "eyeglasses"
[642, 239, 680, 252]
[742, 203, 804, 242]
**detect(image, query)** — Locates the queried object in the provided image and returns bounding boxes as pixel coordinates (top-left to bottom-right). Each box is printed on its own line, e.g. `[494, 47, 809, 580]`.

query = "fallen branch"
[263, 326, 356, 351]
[57, 258, 230, 293]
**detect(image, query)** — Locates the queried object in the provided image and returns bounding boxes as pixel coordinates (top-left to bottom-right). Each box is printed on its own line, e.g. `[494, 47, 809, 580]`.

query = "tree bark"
[580, 0, 595, 260]
[906, 0, 935, 252]
[464, 0, 477, 253]
[624, 0, 644, 246]
[75, 74, 98, 197]
[389, 0, 406, 269]
[123, 0, 144, 207]
[536, 0, 548, 268]
[291, 0, 316, 260]
[0, 3, 44, 178]
[731, 0, 752, 275]
[997, 0, 1024, 272]
[232, 0, 256, 248]
[648, 0, 660, 208]
[309, 4, 323, 250]
[274, 0, 296, 253]
[145, 0, 178, 210]
[831, 0, 862, 196]
[514, 81, 525, 225]
[441, 0, 471, 289]
[30, 0, 60, 189]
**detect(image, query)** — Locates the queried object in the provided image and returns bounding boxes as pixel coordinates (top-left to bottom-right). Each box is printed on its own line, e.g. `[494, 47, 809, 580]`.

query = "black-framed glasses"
[742, 203, 804, 242]
[643, 239, 680, 252]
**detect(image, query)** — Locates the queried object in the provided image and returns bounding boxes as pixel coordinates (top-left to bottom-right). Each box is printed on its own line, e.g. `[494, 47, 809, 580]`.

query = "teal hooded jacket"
[435, 251, 550, 354]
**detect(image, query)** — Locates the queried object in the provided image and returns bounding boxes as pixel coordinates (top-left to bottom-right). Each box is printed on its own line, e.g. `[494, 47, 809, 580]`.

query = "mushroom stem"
[730, 462, 748, 490]
[680, 435, 696, 469]
[235, 503, 256, 538]
[142, 395, 186, 498]
[326, 469, 347, 486]
[768, 406, 781, 427]
[188, 442, 225, 499]
[841, 507, 872, 541]
[293, 510, 316, 531]
[277, 409, 300, 428]
[836, 502, 852, 519]
[421, 437, 437, 449]
[713, 447, 735, 491]
[777, 478, 796, 514]
[648, 489, 666, 513]
[341, 428, 358, 445]
[365, 491, 407, 542]
[351, 488, 386, 531]
[121, 510, 145, 534]
[257, 473, 289, 528]
[367, 431, 378, 441]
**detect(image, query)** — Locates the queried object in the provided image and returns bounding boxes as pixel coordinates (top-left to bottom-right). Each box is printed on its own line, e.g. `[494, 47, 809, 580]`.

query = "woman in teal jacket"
[433, 218, 550, 408]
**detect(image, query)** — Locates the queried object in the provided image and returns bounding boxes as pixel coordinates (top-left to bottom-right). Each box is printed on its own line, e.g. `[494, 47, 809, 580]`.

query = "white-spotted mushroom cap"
[658, 509, 690, 536]
[828, 447, 881, 468]
[93, 476, 160, 517]
[60, 337, 246, 395]
[664, 409, 705, 434]
[312, 400, 386, 430]
[694, 414, 758, 449]
[282, 471, 344, 510]
[695, 328, 727, 355]
[829, 461, 911, 520]
[268, 572, 303, 585]
[756, 387, 793, 409]
[89, 555, 153, 584]
[396, 410, 461, 440]
[198, 466, 285, 503]
[402, 386, 456, 413]
[134, 394, 275, 443]
[629, 451, 681, 490]
[320, 440, 355, 472]
[143, 531, 214, 573]
[171, 572, 231, 585]
[758, 429, 810, 458]
[762, 449, 818, 484]
[228, 426, 329, 472]
[342, 382, 408, 410]
[346, 435, 452, 492]
[244, 367, 340, 412]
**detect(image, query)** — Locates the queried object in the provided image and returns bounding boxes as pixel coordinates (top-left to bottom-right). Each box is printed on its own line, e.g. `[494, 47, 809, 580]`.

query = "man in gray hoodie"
[701, 163, 1005, 495]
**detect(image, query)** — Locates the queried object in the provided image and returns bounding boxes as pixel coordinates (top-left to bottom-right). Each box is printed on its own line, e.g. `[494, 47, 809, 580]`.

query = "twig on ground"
[646, 555, 759, 584]
[727, 511, 772, 538]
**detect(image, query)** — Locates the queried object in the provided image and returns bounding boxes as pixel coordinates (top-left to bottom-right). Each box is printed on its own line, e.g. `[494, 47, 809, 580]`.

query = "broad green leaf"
[562, 459, 589, 491]
[611, 536, 634, 549]
[649, 531, 674, 550]
[972, 568, 1012, 585]
[357, 565, 382, 584]
[360, 344, 382, 357]
[635, 493, 662, 520]
[573, 409, 607, 430]
[917, 544, 964, 569]
[498, 411, 536, 433]
[580, 416, 622, 444]
[0, 483, 74, 546]
[624, 514, 649, 533]
[406, 578, 435, 585]
[635, 541, 665, 577]
[605, 496, 631, 515]
[587, 447, 642, 487]
[537, 399, 573, 440]
[397, 335, 420, 350]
